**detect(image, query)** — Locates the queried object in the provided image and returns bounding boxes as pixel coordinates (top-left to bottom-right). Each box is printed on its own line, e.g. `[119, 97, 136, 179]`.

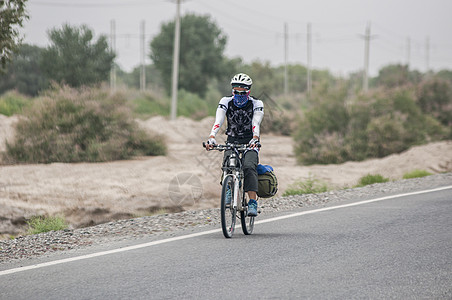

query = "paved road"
[1, 187, 451, 299]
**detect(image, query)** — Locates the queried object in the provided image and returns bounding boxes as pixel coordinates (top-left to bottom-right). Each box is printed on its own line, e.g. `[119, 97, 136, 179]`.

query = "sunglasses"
[232, 89, 248, 95]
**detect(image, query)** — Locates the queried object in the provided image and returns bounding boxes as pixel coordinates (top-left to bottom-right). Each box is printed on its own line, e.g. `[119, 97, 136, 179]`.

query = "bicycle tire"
[240, 190, 254, 235]
[221, 175, 236, 238]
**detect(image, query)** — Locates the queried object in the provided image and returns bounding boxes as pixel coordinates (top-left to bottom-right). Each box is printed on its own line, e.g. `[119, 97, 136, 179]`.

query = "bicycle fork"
[223, 171, 242, 211]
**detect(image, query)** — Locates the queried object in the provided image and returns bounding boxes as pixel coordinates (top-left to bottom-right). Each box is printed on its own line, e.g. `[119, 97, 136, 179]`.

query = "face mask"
[232, 89, 249, 108]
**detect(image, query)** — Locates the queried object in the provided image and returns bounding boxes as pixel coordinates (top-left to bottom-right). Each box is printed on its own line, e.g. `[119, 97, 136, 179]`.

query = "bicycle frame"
[222, 144, 246, 206]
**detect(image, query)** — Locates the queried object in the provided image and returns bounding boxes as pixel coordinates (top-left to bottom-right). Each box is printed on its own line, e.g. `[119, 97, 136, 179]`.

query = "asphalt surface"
[1, 187, 451, 299]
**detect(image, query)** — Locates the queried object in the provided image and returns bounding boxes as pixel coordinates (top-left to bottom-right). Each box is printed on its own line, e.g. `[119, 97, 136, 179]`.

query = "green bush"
[0, 91, 32, 116]
[283, 175, 329, 196]
[27, 215, 68, 235]
[177, 89, 209, 120]
[365, 113, 407, 157]
[129, 89, 212, 120]
[403, 169, 433, 179]
[3, 85, 167, 163]
[416, 78, 452, 128]
[129, 92, 170, 118]
[355, 174, 389, 187]
[294, 84, 450, 165]
[260, 112, 294, 136]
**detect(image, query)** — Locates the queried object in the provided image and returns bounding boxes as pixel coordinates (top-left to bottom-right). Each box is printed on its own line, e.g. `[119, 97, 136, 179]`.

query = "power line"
[32, 0, 163, 7]
[194, 0, 281, 36]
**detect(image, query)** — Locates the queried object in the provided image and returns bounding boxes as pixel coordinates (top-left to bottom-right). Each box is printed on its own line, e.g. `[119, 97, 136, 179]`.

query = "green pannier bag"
[257, 164, 278, 198]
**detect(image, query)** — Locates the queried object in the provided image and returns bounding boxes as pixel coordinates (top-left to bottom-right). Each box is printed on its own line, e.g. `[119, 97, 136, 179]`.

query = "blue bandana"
[233, 94, 249, 108]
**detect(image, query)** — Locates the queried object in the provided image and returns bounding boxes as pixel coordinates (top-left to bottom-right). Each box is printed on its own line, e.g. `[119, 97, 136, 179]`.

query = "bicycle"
[203, 142, 259, 238]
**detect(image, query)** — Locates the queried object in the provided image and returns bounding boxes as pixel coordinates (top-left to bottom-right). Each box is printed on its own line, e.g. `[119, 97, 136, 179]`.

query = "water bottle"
[229, 156, 236, 167]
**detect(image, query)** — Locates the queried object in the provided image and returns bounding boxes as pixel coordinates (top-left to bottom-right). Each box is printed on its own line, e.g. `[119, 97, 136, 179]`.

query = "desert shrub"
[27, 215, 68, 235]
[3, 85, 167, 163]
[258, 92, 297, 136]
[294, 84, 350, 164]
[403, 169, 433, 179]
[365, 113, 407, 157]
[0, 91, 32, 116]
[416, 78, 452, 128]
[203, 83, 223, 116]
[355, 174, 389, 187]
[260, 111, 294, 136]
[296, 131, 349, 165]
[129, 91, 170, 118]
[283, 175, 329, 196]
[177, 89, 209, 120]
[294, 85, 450, 165]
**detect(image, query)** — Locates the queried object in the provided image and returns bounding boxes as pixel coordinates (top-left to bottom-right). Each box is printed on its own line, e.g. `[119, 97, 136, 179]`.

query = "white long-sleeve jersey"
[209, 96, 264, 140]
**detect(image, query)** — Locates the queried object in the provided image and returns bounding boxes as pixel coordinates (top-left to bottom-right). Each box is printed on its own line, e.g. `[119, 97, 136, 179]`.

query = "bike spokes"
[221, 176, 236, 238]
[240, 192, 254, 235]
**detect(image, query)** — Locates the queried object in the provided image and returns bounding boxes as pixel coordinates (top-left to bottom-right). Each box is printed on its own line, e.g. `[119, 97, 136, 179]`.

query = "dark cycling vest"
[219, 96, 263, 143]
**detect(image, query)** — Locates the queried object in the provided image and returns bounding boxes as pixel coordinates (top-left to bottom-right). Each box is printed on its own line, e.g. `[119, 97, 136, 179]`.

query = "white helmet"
[231, 73, 253, 89]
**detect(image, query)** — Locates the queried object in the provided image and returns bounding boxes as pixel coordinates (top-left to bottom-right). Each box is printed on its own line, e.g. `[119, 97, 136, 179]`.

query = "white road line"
[255, 185, 452, 225]
[1, 185, 451, 276]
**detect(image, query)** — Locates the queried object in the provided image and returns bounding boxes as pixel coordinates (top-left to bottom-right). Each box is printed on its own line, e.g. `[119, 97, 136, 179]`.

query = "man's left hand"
[248, 137, 260, 149]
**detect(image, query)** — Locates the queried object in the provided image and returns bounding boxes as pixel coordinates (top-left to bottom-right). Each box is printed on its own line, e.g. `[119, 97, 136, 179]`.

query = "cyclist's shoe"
[225, 189, 232, 206]
[247, 199, 258, 217]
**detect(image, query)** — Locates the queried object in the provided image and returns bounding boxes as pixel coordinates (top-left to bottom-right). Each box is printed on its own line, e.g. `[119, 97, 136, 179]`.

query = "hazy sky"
[23, 0, 452, 76]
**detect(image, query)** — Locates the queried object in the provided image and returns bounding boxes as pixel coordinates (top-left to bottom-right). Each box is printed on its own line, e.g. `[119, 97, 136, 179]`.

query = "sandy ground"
[1, 114, 451, 235]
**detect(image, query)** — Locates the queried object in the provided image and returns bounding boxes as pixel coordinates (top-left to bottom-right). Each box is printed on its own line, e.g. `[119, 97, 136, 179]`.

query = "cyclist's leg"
[243, 149, 258, 193]
[243, 150, 259, 216]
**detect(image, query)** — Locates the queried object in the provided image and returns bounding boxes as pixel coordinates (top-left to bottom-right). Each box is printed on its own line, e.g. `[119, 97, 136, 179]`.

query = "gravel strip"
[1, 173, 451, 264]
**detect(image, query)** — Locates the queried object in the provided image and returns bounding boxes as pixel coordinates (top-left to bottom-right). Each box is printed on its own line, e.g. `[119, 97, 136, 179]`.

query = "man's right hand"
[205, 136, 216, 150]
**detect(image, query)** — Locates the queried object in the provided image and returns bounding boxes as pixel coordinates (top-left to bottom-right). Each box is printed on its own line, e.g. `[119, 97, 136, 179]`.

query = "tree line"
[1, 13, 451, 165]
[2, 14, 452, 98]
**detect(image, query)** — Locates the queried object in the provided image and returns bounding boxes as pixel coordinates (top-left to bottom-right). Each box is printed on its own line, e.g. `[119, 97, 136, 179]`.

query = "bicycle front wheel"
[221, 175, 236, 238]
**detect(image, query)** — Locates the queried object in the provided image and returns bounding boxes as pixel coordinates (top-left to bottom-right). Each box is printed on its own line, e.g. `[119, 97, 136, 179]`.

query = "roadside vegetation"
[355, 174, 390, 187]
[294, 78, 451, 165]
[2, 85, 167, 164]
[403, 169, 433, 179]
[0, 91, 32, 116]
[27, 215, 68, 235]
[283, 175, 329, 196]
[282, 169, 436, 195]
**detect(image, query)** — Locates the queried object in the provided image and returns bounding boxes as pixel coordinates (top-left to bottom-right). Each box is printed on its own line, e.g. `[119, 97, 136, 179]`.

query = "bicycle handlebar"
[202, 142, 261, 151]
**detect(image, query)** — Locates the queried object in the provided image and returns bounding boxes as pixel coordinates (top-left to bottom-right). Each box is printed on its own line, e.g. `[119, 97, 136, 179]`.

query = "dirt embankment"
[1, 115, 451, 236]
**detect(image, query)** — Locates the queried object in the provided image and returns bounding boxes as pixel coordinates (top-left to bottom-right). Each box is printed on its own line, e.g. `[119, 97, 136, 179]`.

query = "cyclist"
[205, 73, 264, 216]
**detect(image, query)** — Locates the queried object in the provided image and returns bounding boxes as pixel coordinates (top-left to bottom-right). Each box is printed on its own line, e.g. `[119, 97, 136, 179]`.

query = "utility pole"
[307, 22, 312, 96]
[284, 22, 288, 96]
[110, 19, 116, 92]
[425, 36, 430, 72]
[406, 37, 411, 68]
[140, 20, 146, 92]
[361, 22, 376, 92]
[170, 0, 181, 121]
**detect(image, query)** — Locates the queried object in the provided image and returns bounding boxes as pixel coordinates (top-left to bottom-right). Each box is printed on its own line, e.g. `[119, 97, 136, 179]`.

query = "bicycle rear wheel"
[240, 192, 254, 235]
[221, 175, 236, 238]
